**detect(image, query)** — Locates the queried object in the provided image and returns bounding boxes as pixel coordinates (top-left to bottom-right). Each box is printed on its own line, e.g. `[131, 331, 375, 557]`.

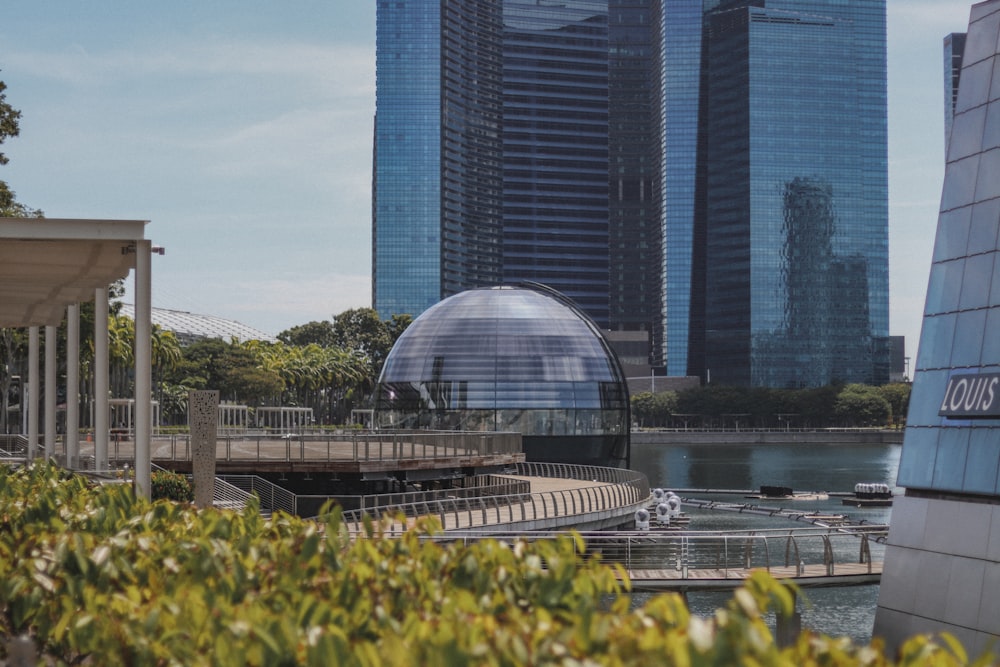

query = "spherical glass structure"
[374, 285, 630, 468]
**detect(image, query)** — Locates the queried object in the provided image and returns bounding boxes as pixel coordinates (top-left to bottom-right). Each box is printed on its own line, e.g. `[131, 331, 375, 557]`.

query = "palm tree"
[107, 314, 134, 398]
[150, 326, 181, 425]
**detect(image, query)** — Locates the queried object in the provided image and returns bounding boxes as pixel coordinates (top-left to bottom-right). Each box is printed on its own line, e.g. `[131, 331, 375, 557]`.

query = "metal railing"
[212, 476, 255, 513]
[340, 462, 650, 532]
[0, 434, 27, 458]
[149, 430, 523, 464]
[216, 475, 296, 516]
[341, 476, 531, 513]
[441, 526, 887, 583]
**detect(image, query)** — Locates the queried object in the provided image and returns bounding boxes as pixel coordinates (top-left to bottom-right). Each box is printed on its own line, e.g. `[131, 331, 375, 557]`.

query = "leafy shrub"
[150, 469, 194, 502]
[0, 461, 992, 665]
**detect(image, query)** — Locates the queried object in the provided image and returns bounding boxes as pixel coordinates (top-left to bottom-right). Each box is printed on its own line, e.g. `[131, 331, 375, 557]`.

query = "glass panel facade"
[501, 1, 611, 326]
[661, 0, 704, 375]
[898, 2, 1000, 495]
[373, 0, 503, 320]
[693, 0, 889, 388]
[374, 285, 630, 467]
[608, 1, 663, 357]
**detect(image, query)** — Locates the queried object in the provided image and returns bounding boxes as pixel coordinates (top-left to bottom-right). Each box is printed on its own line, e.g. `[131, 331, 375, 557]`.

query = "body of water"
[629, 438, 901, 645]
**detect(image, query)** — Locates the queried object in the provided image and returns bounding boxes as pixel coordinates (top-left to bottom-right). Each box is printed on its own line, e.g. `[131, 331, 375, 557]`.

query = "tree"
[332, 307, 394, 375]
[386, 313, 412, 347]
[0, 78, 21, 168]
[0, 78, 41, 218]
[630, 391, 678, 428]
[168, 338, 283, 405]
[0, 77, 42, 432]
[878, 382, 911, 428]
[277, 320, 336, 347]
[834, 384, 891, 427]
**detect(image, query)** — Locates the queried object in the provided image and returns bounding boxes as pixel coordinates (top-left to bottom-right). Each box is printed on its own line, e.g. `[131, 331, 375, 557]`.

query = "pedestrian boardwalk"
[625, 560, 883, 591]
[439, 526, 887, 592]
[343, 465, 651, 533]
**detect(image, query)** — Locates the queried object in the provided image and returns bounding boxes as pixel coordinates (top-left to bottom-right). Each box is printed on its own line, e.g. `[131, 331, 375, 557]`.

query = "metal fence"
[442, 526, 887, 582]
[340, 462, 650, 532]
[151, 430, 523, 463]
[216, 475, 296, 516]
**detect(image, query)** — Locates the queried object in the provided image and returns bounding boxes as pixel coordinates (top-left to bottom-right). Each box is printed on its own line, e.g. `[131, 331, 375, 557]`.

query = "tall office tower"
[945, 32, 967, 152]
[372, 1, 504, 320]
[875, 1, 1000, 650]
[689, 0, 889, 387]
[606, 1, 662, 350]
[659, 0, 704, 376]
[502, 1, 611, 326]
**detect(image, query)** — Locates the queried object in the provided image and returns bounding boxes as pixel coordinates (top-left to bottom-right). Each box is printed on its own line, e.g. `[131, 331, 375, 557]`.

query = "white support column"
[134, 239, 152, 500]
[44, 325, 57, 458]
[27, 327, 39, 460]
[94, 287, 109, 471]
[66, 304, 80, 468]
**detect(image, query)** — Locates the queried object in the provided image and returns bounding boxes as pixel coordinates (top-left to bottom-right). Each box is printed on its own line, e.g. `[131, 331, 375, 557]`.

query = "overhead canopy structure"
[0, 217, 154, 499]
[0, 218, 147, 327]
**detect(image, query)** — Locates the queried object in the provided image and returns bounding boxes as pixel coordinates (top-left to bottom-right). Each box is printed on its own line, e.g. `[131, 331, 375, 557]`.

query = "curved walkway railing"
[441, 526, 888, 590]
[142, 430, 523, 464]
[340, 462, 650, 533]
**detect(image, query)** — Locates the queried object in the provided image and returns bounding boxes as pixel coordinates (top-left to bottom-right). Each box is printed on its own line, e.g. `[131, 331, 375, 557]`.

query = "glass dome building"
[374, 285, 630, 468]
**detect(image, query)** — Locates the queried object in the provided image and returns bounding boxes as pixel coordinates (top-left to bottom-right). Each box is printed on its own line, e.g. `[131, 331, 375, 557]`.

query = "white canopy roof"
[0, 218, 148, 326]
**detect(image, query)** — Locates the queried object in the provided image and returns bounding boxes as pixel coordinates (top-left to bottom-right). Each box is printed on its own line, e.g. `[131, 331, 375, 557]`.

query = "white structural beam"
[94, 287, 109, 471]
[0, 219, 147, 328]
[0, 218, 151, 484]
[44, 325, 56, 457]
[27, 327, 39, 460]
[66, 304, 80, 468]
[134, 240, 152, 500]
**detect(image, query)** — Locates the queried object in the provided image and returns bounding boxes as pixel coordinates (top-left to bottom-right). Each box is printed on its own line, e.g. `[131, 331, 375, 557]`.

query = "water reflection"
[629, 438, 902, 644]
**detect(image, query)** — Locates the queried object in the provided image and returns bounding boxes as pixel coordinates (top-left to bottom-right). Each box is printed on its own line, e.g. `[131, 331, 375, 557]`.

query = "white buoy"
[635, 508, 651, 531]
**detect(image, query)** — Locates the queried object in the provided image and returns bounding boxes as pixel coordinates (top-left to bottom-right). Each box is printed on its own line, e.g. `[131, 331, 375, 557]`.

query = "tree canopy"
[632, 382, 910, 429]
[0, 78, 20, 167]
[0, 77, 40, 218]
[331, 308, 411, 378]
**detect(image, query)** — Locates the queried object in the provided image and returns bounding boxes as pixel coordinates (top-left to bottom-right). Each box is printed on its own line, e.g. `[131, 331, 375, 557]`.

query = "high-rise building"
[373, 0, 889, 388]
[502, 1, 612, 326]
[372, 1, 504, 319]
[607, 1, 662, 349]
[689, 0, 889, 387]
[658, 0, 704, 376]
[375, 0, 663, 337]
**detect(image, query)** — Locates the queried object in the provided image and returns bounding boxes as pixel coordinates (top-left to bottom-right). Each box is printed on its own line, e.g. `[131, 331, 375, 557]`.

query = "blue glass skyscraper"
[502, 1, 612, 326]
[659, 0, 703, 376]
[690, 0, 889, 387]
[375, 0, 667, 345]
[373, 0, 889, 388]
[372, 1, 503, 320]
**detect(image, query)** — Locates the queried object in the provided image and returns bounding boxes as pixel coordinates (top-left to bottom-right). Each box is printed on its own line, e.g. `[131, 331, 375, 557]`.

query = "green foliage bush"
[0, 462, 989, 665]
[150, 469, 194, 502]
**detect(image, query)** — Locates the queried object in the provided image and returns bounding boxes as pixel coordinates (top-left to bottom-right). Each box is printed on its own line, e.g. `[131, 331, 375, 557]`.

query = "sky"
[0, 0, 980, 368]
